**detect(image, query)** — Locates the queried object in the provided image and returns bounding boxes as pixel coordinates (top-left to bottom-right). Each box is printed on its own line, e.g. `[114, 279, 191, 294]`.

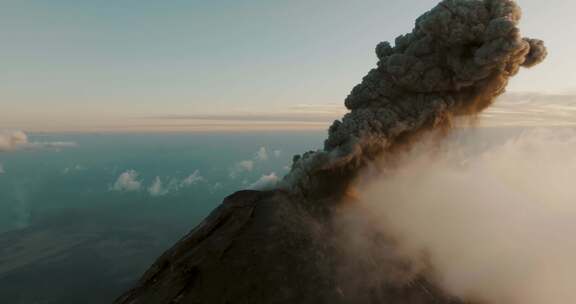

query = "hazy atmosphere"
[1, 0, 574, 132]
[1, 1, 575, 303]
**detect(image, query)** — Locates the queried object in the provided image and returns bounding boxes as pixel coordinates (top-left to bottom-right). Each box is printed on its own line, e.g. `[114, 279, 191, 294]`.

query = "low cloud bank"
[148, 171, 205, 197]
[351, 128, 576, 303]
[112, 169, 205, 196]
[0, 130, 77, 152]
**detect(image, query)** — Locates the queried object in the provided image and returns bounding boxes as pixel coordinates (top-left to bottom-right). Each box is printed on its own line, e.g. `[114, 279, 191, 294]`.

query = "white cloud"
[111, 170, 142, 192]
[112, 170, 205, 196]
[273, 150, 282, 158]
[25, 141, 78, 150]
[248, 172, 279, 190]
[181, 170, 204, 186]
[111, 169, 208, 197]
[238, 160, 254, 171]
[148, 176, 168, 196]
[0, 130, 77, 152]
[62, 164, 86, 174]
[255, 147, 268, 161]
[229, 160, 254, 178]
[0, 130, 28, 151]
[229, 147, 274, 178]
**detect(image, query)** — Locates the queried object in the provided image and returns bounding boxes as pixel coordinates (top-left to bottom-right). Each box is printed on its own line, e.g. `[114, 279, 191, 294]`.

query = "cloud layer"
[482, 92, 576, 127]
[0, 130, 77, 152]
[112, 169, 206, 196]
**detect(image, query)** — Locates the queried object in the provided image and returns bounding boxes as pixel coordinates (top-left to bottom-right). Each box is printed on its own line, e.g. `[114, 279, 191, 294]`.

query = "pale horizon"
[1, 0, 575, 132]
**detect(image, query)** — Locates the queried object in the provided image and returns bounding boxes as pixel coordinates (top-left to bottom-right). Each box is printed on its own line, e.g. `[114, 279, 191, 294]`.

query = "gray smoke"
[281, 0, 547, 200]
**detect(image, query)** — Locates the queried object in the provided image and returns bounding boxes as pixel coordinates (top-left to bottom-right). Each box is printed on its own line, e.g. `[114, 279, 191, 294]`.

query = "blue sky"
[0, 0, 574, 132]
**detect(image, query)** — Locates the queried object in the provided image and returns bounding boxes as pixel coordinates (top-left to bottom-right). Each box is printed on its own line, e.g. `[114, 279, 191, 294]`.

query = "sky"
[0, 0, 575, 132]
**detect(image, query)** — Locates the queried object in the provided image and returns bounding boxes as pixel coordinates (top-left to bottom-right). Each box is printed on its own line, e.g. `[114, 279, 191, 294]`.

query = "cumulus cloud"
[148, 171, 205, 196]
[148, 176, 168, 197]
[230, 147, 278, 178]
[229, 160, 255, 178]
[248, 172, 279, 190]
[181, 170, 204, 186]
[348, 128, 576, 304]
[0, 130, 28, 151]
[111, 170, 142, 192]
[0, 130, 77, 152]
[255, 147, 268, 161]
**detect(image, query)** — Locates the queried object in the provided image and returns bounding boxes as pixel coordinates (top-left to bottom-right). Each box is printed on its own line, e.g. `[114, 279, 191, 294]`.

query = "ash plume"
[281, 0, 547, 200]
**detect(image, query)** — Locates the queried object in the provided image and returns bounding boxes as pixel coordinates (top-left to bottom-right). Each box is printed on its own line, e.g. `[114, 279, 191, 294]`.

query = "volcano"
[116, 0, 546, 302]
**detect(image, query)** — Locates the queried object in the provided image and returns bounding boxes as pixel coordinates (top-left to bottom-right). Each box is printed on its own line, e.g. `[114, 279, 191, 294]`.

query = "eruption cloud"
[281, 0, 547, 200]
[283, 0, 551, 302]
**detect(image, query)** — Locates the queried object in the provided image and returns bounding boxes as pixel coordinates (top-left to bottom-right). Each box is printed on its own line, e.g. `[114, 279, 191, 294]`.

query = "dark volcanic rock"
[115, 190, 461, 304]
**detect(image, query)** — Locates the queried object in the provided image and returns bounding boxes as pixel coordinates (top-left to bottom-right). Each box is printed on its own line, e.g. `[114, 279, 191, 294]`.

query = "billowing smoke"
[277, 0, 552, 302]
[348, 128, 576, 303]
[281, 0, 547, 200]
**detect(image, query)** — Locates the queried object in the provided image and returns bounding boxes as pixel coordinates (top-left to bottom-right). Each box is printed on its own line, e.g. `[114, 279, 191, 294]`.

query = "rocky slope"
[115, 190, 461, 304]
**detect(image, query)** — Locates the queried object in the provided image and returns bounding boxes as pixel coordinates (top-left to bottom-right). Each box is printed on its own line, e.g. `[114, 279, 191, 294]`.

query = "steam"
[282, 0, 547, 200]
[351, 128, 576, 303]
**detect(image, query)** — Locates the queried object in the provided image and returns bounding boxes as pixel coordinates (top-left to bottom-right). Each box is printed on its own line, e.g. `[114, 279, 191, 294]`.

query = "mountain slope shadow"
[115, 190, 461, 304]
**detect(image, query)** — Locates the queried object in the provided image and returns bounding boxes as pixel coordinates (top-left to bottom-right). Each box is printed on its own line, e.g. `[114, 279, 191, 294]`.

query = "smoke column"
[282, 0, 551, 302]
[281, 0, 547, 202]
